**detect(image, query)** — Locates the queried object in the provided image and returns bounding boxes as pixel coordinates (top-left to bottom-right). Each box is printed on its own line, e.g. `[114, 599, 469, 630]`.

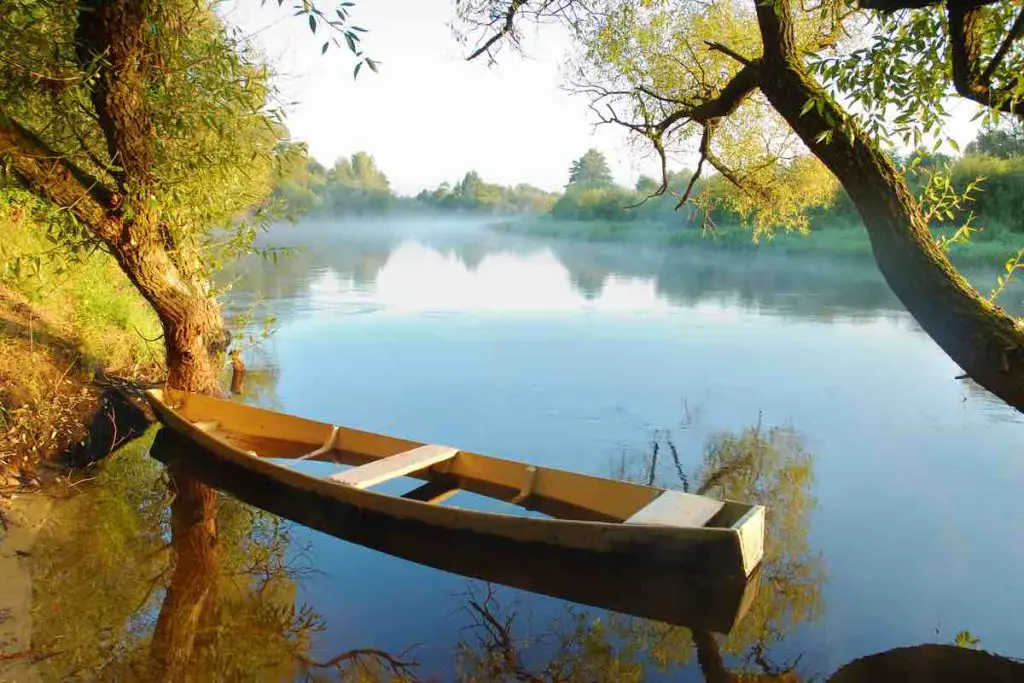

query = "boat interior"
[158, 389, 759, 531]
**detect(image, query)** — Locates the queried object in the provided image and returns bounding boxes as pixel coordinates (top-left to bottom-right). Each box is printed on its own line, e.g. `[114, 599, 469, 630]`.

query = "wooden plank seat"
[327, 445, 459, 489]
[625, 491, 724, 528]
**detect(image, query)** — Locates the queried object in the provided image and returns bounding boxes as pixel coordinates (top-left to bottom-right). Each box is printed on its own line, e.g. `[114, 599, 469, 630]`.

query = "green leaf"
[321, 41, 329, 55]
[308, 14, 316, 33]
[365, 58, 378, 73]
[354, 61, 363, 79]
[344, 32, 356, 52]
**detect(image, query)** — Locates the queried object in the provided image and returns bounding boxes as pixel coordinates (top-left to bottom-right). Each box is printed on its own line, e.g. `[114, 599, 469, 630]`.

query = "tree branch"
[675, 125, 711, 209]
[979, 4, 1024, 86]
[705, 40, 752, 66]
[466, 0, 527, 61]
[947, 1, 1023, 115]
[654, 61, 762, 134]
[0, 114, 118, 239]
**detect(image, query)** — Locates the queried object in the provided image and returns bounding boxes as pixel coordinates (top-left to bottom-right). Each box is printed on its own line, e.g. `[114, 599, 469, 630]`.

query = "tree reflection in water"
[454, 419, 819, 682]
[23, 422, 1023, 682]
[28, 429, 417, 682]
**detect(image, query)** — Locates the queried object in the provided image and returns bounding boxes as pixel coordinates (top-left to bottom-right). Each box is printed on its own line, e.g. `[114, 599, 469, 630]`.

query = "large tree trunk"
[754, 0, 1024, 412]
[0, 116, 227, 395]
[1, 0, 227, 396]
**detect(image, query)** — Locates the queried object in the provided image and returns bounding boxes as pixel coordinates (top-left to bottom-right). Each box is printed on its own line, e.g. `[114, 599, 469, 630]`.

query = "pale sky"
[222, 1, 982, 197]
[222, 0, 656, 195]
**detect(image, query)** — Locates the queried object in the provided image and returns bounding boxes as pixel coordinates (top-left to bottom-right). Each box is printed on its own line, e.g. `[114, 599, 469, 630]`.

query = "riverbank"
[490, 217, 1024, 264]
[0, 204, 161, 488]
[0, 217, 161, 670]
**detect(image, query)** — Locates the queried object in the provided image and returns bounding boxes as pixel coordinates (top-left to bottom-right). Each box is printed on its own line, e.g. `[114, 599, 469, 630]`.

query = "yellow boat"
[147, 389, 765, 609]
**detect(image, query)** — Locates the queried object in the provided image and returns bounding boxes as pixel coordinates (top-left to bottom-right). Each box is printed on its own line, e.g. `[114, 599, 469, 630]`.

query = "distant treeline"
[273, 120, 1024, 234]
[272, 143, 558, 216]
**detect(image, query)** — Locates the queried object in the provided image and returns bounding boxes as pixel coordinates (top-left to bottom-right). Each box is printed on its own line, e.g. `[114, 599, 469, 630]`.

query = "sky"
[222, 0, 983, 197]
[222, 0, 652, 195]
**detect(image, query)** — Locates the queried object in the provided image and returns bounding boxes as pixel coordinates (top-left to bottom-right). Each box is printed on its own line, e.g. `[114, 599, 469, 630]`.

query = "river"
[15, 216, 1024, 681]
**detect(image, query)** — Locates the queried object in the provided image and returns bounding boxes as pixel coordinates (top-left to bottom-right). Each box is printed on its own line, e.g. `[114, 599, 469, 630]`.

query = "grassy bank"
[0, 193, 161, 484]
[491, 217, 1024, 264]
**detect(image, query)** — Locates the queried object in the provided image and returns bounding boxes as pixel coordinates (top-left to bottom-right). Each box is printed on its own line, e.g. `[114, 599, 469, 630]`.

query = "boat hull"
[151, 427, 761, 632]
[145, 388, 765, 629]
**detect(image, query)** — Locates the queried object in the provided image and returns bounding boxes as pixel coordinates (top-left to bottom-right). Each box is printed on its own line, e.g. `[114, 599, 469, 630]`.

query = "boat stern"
[733, 504, 766, 576]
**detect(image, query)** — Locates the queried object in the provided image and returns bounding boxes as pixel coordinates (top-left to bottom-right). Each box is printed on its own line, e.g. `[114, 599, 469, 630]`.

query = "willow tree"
[458, 0, 1024, 412]
[0, 0, 287, 393]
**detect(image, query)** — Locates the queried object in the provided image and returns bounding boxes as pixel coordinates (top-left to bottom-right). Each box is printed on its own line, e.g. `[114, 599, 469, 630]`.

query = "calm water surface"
[23, 217, 1024, 680]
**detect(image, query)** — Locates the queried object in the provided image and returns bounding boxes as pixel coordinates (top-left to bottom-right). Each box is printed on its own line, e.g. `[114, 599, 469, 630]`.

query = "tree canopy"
[0, 0, 310, 392]
[455, 0, 1024, 412]
[568, 148, 614, 186]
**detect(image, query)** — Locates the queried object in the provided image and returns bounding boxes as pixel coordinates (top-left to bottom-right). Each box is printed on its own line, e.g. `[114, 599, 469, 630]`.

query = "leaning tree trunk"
[1, 0, 228, 396]
[0, 116, 227, 396]
[107, 234, 227, 394]
[753, 0, 1024, 412]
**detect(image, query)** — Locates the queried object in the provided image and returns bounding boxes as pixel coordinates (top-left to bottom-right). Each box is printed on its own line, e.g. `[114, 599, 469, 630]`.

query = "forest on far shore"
[272, 120, 1024, 240]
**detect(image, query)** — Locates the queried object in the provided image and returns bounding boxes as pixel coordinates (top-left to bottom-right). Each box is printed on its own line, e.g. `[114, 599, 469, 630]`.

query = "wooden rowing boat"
[149, 429, 763, 633]
[146, 389, 766, 587]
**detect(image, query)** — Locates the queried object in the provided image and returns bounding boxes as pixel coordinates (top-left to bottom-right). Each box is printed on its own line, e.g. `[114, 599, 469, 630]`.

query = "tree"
[456, 0, 1024, 413]
[966, 119, 1024, 159]
[0, 0, 295, 394]
[568, 148, 614, 186]
[636, 175, 661, 194]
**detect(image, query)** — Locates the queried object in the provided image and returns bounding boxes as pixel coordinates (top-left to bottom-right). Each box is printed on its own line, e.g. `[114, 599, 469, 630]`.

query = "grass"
[0, 203, 162, 374]
[0, 199, 162, 481]
[492, 216, 1024, 265]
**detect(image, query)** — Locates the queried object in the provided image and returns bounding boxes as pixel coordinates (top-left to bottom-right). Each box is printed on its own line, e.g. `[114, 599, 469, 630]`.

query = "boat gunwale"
[146, 388, 763, 575]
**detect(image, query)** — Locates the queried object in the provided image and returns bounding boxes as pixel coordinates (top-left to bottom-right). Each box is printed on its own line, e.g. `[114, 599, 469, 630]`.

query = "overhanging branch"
[466, 0, 527, 61]
[0, 114, 118, 239]
[947, 1, 1023, 115]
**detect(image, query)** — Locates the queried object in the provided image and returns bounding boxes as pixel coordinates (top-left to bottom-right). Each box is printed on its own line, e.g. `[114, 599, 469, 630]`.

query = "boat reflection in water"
[150, 427, 763, 635]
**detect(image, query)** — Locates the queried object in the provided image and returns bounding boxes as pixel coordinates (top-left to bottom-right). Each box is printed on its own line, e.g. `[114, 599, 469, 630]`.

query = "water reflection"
[604, 420, 822, 680]
[221, 228, 916, 324]
[27, 432, 411, 681]
[20, 419, 1022, 681]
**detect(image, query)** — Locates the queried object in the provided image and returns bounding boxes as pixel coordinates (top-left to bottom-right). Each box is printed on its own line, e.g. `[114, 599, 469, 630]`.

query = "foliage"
[568, 148, 614, 186]
[0, 0, 285, 273]
[552, 180, 637, 220]
[0, 185, 160, 371]
[273, 142, 559, 216]
[966, 120, 1024, 160]
[414, 172, 558, 214]
[270, 144, 396, 216]
[810, 3, 1024, 150]
[954, 630, 981, 649]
